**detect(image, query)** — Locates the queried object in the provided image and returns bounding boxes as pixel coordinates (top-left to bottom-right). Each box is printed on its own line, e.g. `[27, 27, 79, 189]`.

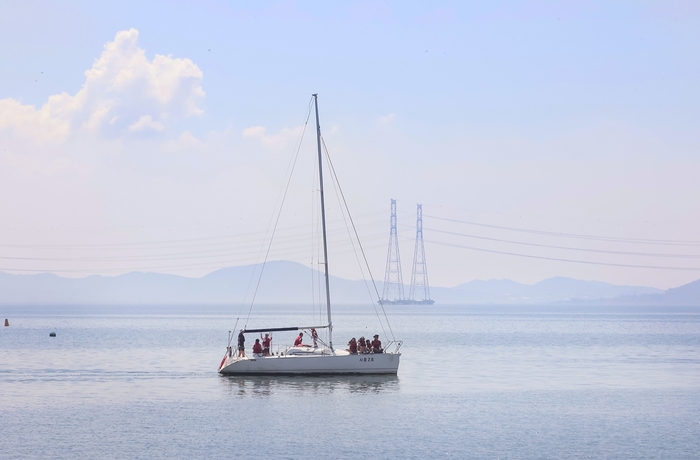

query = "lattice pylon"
[381, 199, 405, 301]
[409, 204, 431, 302]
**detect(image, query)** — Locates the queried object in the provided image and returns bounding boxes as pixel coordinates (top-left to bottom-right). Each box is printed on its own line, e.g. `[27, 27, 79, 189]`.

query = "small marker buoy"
[49, 332, 56, 337]
[4, 319, 8, 327]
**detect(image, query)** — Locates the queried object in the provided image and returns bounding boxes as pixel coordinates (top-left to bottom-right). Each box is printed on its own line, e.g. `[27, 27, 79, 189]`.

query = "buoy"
[49, 332, 56, 337]
[4, 319, 8, 327]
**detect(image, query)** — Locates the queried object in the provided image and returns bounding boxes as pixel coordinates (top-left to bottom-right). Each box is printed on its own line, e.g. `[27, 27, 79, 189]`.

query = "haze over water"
[2, 304, 698, 459]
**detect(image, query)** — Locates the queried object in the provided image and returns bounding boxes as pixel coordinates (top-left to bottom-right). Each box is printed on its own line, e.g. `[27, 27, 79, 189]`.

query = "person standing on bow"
[237, 330, 246, 357]
[311, 328, 319, 348]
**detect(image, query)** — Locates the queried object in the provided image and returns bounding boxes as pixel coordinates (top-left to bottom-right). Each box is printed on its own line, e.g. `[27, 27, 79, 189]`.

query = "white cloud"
[0, 28, 204, 143]
[242, 126, 266, 138]
[242, 125, 304, 153]
[0, 97, 71, 143]
[162, 130, 207, 154]
[128, 115, 165, 133]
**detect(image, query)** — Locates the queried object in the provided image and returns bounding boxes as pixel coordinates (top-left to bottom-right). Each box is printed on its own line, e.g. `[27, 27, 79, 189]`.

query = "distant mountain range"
[0, 260, 697, 306]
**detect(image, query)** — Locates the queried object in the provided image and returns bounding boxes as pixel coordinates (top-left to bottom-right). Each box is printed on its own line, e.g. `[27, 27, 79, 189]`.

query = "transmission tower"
[409, 204, 433, 304]
[381, 199, 405, 302]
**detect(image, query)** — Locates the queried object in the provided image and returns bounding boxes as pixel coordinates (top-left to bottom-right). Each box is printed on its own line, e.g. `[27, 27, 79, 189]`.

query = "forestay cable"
[321, 136, 395, 342]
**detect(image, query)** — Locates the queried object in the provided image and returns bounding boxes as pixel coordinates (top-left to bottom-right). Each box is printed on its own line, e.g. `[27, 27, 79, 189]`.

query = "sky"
[1, 0, 699, 289]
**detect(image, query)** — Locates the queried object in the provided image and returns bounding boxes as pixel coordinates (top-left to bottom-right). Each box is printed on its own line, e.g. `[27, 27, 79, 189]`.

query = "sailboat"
[218, 94, 401, 375]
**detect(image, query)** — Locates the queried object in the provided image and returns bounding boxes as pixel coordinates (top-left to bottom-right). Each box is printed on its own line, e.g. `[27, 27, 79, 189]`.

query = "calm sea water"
[1, 304, 699, 459]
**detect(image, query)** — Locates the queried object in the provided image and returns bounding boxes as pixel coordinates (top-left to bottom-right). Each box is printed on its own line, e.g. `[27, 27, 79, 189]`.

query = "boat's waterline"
[219, 352, 400, 375]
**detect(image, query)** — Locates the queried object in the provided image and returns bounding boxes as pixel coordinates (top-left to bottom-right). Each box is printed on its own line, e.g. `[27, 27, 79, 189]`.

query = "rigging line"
[310, 160, 319, 327]
[425, 239, 700, 271]
[423, 228, 700, 259]
[424, 215, 700, 246]
[236, 98, 313, 330]
[244, 97, 314, 328]
[228, 319, 239, 349]
[321, 136, 395, 342]
[322, 140, 388, 341]
[312, 158, 325, 326]
[312, 159, 325, 326]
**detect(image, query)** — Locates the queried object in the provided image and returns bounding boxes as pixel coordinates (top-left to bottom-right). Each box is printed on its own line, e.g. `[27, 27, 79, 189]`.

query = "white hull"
[219, 350, 400, 375]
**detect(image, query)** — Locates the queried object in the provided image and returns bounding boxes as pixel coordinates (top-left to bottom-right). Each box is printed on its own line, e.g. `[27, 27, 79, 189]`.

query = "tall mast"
[313, 93, 333, 351]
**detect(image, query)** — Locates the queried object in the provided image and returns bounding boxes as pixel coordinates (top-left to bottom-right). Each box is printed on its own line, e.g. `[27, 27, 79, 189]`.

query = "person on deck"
[252, 338, 263, 355]
[294, 332, 304, 346]
[261, 333, 272, 355]
[311, 328, 319, 348]
[348, 337, 358, 354]
[237, 330, 245, 357]
[358, 337, 366, 354]
[372, 334, 383, 354]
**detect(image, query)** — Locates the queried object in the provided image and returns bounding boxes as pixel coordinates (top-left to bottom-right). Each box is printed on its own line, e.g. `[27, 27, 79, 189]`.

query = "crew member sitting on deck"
[252, 338, 263, 355]
[261, 333, 271, 355]
[358, 337, 366, 354]
[348, 337, 358, 354]
[294, 332, 304, 346]
[372, 334, 383, 354]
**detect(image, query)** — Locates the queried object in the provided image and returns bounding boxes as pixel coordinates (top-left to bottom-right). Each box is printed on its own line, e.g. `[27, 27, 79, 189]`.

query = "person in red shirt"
[371, 334, 383, 354]
[294, 332, 304, 346]
[252, 338, 263, 355]
[348, 337, 358, 354]
[261, 333, 271, 355]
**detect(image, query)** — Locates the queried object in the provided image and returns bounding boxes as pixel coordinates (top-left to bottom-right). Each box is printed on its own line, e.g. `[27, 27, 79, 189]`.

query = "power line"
[424, 227, 700, 259]
[424, 215, 700, 246]
[425, 239, 700, 271]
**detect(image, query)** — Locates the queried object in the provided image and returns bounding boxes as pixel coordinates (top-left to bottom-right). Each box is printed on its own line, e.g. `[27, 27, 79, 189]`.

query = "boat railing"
[384, 340, 403, 354]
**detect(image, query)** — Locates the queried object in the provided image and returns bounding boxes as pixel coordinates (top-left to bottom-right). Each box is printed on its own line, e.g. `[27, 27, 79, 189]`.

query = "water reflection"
[219, 374, 400, 397]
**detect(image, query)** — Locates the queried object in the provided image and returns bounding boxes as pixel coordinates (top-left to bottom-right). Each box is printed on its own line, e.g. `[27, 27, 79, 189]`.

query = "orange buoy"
[4, 319, 8, 327]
